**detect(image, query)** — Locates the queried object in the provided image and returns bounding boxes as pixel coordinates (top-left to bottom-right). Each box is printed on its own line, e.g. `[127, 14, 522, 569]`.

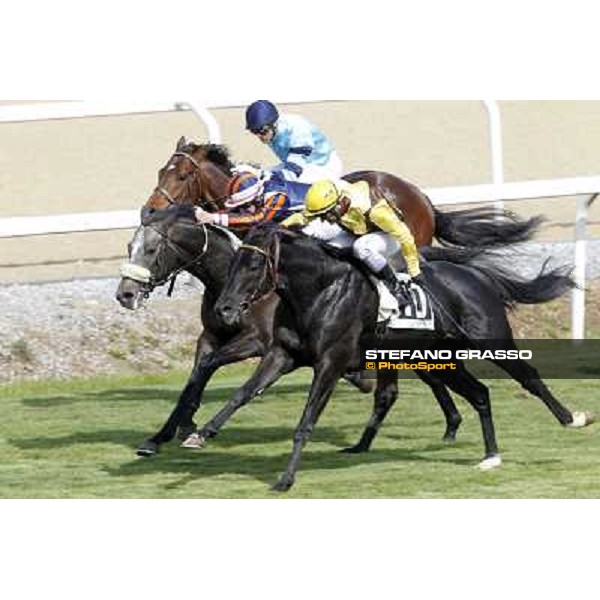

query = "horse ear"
[176, 136, 187, 151]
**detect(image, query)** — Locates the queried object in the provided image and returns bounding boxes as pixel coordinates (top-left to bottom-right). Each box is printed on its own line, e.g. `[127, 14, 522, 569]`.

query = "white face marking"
[167, 164, 177, 172]
[130, 227, 145, 262]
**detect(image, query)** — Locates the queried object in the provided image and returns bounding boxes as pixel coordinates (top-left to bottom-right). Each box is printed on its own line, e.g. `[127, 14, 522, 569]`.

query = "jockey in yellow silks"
[282, 179, 422, 303]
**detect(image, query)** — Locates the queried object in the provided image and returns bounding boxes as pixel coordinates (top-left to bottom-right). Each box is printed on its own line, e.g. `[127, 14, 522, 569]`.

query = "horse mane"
[185, 142, 234, 176]
[142, 203, 197, 226]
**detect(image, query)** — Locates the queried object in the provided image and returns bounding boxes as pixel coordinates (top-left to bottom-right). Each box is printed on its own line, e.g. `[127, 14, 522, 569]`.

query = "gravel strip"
[1, 241, 598, 384]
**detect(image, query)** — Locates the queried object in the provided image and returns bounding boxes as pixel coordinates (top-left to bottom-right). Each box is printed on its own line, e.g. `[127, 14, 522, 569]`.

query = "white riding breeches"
[353, 232, 400, 272]
[306, 225, 400, 274]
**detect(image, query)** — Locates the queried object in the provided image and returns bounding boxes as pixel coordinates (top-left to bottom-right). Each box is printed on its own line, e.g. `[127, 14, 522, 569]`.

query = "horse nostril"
[217, 304, 232, 318]
[240, 301, 250, 313]
[116, 290, 135, 304]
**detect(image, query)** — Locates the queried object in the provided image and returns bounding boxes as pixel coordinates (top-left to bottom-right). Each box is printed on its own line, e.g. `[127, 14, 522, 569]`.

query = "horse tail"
[470, 258, 576, 309]
[420, 245, 485, 265]
[433, 206, 544, 248]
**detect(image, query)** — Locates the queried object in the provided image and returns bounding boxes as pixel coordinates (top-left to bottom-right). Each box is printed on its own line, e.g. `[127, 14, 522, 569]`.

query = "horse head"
[116, 205, 207, 310]
[215, 222, 283, 328]
[143, 137, 234, 218]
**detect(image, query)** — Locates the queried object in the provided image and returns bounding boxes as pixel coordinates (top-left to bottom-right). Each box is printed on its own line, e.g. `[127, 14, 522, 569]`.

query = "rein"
[238, 239, 281, 304]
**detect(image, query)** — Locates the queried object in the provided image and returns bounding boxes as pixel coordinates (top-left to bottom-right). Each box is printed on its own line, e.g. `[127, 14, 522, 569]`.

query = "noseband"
[121, 222, 210, 295]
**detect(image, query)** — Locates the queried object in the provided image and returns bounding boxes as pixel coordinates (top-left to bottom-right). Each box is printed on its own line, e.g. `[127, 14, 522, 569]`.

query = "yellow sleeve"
[281, 213, 309, 228]
[369, 200, 421, 277]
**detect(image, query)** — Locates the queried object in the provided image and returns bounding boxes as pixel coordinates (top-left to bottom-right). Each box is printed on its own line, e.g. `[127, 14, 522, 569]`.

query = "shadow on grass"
[11, 428, 151, 451]
[103, 445, 441, 489]
[103, 434, 562, 491]
[20, 381, 317, 408]
[9, 423, 351, 453]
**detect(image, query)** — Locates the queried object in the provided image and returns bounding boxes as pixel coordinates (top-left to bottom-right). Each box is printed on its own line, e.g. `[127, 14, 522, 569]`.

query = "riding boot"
[378, 264, 411, 308]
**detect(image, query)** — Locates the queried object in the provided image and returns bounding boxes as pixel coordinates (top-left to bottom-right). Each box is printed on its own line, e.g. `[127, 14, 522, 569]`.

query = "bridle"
[154, 151, 203, 206]
[153, 150, 229, 210]
[237, 237, 281, 305]
[120, 221, 210, 296]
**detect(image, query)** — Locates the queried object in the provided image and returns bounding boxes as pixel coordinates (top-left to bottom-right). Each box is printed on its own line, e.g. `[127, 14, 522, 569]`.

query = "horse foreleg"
[136, 335, 263, 457]
[190, 346, 296, 445]
[272, 361, 341, 492]
[176, 334, 214, 438]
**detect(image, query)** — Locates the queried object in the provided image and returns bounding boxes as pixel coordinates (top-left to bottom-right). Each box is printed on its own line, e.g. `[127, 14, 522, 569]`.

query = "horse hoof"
[180, 432, 206, 449]
[567, 411, 596, 428]
[477, 454, 502, 470]
[137, 440, 159, 458]
[340, 445, 368, 454]
[442, 433, 457, 444]
[271, 477, 294, 493]
[177, 424, 197, 441]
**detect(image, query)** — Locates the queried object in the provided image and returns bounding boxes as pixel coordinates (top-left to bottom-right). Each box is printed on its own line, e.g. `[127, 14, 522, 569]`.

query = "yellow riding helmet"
[304, 180, 341, 216]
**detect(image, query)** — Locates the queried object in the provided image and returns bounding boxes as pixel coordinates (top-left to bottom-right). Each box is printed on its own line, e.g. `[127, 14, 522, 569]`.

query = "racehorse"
[116, 206, 464, 457]
[210, 223, 594, 491]
[143, 137, 542, 248]
[116, 206, 492, 457]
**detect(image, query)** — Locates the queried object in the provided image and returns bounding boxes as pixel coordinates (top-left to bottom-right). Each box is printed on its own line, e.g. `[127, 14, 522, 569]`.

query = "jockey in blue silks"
[245, 100, 343, 184]
[194, 169, 307, 233]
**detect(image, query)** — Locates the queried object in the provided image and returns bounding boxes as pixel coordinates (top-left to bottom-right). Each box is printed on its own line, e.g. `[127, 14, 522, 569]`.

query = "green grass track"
[1, 364, 598, 498]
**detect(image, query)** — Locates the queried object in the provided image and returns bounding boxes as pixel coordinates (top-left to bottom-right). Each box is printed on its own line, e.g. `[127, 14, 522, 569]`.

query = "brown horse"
[143, 137, 542, 248]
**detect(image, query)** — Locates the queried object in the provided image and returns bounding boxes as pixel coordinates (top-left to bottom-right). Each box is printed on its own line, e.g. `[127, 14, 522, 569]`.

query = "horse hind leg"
[416, 370, 463, 442]
[343, 371, 375, 394]
[439, 364, 501, 469]
[484, 340, 595, 427]
[342, 371, 398, 454]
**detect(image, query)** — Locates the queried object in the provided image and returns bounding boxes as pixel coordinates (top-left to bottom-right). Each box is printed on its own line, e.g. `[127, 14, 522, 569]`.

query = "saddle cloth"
[376, 273, 434, 331]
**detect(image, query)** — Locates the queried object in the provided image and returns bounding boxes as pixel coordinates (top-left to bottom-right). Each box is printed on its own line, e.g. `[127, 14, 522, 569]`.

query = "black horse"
[116, 206, 491, 457]
[116, 206, 385, 457]
[210, 223, 594, 491]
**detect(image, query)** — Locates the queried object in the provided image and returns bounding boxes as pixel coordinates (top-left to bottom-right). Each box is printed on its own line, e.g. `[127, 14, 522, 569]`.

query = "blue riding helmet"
[246, 100, 279, 133]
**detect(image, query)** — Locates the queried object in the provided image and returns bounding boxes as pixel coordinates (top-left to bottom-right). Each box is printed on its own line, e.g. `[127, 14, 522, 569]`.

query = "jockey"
[245, 100, 343, 184]
[194, 169, 304, 232]
[282, 179, 423, 303]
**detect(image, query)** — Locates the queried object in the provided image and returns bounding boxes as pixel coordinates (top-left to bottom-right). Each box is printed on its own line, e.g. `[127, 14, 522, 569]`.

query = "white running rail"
[0, 101, 597, 339]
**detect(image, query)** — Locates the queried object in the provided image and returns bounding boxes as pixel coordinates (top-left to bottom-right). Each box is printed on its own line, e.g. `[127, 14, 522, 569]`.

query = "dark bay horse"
[210, 223, 593, 491]
[143, 137, 542, 248]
